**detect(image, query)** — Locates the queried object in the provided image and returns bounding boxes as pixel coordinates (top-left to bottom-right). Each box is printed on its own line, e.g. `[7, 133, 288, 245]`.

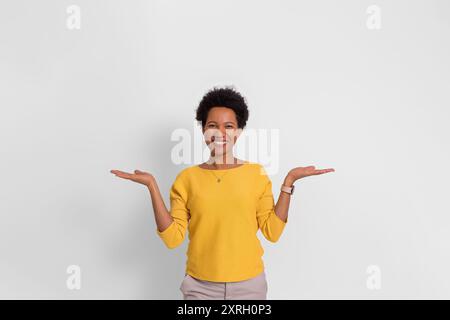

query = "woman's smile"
[213, 140, 228, 146]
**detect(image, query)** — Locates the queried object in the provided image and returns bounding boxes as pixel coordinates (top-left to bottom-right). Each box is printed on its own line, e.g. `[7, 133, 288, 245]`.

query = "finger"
[110, 170, 130, 175]
[314, 168, 335, 175]
[117, 173, 134, 179]
[111, 170, 134, 179]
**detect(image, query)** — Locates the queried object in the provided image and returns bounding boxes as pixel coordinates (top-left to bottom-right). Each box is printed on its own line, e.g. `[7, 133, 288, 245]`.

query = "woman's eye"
[206, 124, 233, 128]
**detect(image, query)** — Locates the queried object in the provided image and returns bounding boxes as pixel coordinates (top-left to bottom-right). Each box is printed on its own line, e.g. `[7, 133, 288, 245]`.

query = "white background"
[1, 0, 449, 299]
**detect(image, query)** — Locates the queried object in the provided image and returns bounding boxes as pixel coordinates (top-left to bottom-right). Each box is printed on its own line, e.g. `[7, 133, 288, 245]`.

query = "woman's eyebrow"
[206, 121, 236, 124]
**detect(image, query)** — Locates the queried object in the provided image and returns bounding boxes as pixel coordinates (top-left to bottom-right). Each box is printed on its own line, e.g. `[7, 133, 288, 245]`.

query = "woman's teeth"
[213, 141, 227, 145]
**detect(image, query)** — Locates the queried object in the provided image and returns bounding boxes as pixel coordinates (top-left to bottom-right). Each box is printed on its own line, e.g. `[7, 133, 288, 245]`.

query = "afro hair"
[195, 86, 249, 129]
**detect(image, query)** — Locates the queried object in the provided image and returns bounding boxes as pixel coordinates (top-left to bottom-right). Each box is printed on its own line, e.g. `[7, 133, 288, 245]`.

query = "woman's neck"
[205, 154, 244, 169]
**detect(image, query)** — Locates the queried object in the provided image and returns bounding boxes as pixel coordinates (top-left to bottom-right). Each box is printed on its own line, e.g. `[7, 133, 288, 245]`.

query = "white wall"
[1, 0, 449, 299]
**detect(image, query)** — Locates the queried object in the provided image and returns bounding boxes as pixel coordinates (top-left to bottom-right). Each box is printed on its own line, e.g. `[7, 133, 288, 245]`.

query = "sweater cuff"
[274, 212, 288, 225]
[157, 220, 175, 237]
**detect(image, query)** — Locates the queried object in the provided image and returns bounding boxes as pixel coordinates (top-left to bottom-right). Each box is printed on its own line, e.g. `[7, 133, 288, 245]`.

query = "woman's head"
[196, 86, 249, 159]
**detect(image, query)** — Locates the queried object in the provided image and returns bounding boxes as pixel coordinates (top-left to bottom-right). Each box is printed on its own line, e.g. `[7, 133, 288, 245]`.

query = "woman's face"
[202, 106, 242, 158]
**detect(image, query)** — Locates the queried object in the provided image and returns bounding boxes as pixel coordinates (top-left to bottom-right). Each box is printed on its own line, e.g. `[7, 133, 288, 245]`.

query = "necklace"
[210, 170, 230, 183]
[202, 159, 245, 182]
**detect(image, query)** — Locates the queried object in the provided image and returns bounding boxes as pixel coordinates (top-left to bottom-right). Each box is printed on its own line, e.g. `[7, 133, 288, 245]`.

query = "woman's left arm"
[275, 166, 335, 222]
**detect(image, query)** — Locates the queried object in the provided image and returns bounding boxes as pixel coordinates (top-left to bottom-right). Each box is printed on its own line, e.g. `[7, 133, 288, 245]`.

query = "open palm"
[110, 169, 154, 187]
[288, 166, 335, 181]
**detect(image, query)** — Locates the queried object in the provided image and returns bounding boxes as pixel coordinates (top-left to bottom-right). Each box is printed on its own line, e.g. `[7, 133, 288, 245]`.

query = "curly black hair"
[195, 86, 249, 129]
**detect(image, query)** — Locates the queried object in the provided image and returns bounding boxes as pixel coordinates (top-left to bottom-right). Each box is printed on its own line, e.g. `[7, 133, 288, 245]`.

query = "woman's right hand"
[110, 169, 155, 187]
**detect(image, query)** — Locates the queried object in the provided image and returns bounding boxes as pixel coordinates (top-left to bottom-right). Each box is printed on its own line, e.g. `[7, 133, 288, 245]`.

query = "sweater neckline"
[196, 160, 249, 171]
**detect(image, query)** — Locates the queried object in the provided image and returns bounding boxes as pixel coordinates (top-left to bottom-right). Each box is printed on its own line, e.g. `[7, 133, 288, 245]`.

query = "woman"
[110, 87, 335, 300]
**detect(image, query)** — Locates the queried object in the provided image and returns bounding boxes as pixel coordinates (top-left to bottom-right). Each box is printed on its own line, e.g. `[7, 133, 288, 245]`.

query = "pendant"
[217, 179, 221, 182]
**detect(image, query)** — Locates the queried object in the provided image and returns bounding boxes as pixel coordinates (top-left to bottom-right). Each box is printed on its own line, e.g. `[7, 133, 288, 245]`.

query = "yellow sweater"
[156, 161, 288, 282]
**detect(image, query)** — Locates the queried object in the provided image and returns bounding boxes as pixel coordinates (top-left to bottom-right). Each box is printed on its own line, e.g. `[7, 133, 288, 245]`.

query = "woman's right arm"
[147, 175, 174, 233]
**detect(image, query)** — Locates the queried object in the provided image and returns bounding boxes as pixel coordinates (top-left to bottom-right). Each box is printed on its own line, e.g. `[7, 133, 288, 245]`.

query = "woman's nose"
[217, 129, 227, 139]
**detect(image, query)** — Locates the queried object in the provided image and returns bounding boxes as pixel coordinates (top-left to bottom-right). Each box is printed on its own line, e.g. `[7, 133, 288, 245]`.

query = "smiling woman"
[195, 87, 249, 169]
[109, 86, 335, 300]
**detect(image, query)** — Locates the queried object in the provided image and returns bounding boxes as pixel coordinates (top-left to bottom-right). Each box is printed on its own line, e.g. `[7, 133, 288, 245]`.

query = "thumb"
[134, 170, 142, 174]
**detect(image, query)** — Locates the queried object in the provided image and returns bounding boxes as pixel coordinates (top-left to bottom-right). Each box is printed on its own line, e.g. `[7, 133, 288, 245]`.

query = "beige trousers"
[180, 271, 268, 300]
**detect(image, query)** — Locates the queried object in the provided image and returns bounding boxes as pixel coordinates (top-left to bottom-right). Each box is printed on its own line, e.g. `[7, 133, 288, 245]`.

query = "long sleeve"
[256, 173, 287, 243]
[156, 172, 190, 249]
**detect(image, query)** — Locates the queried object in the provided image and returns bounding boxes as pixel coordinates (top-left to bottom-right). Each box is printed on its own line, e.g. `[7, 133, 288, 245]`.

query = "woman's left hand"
[285, 166, 335, 184]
